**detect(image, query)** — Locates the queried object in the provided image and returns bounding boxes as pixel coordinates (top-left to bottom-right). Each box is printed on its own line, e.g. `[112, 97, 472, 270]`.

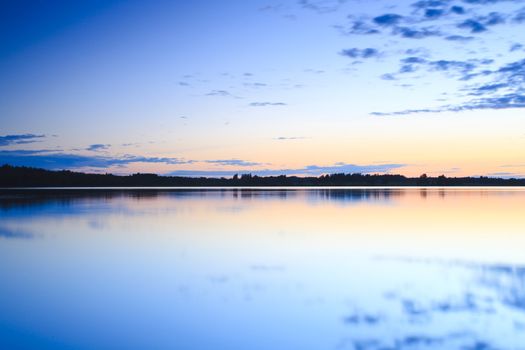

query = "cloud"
[0, 150, 192, 170]
[304, 69, 325, 74]
[273, 136, 308, 140]
[334, 21, 380, 35]
[86, 144, 110, 152]
[462, 0, 519, 4]
[340, 48, 381, 59]
[450, 5, 466, 14]
[468, 82, 508, 95]
[249, 102, 287, 107]
[403, 57, 428, 64]
[205, 159, 262, 167]
[457, 13, 506, 32]
[457, 19, 487, 32]
[392, 56, 493, 79]
[411, 0, 452, 9]
[481, 11, 507, 25]
[206, 90, 234, 97]
[298, 0, 348, 14]
[0, 134, 45, 146]
[167, 163, 406, 177]
[337, 1, 521, 46]
[373, 13, 404, 26]
[444, 34, 474, 41]
[371, 93, 525, 115]
[343, 313, 381, 325]
[424, 8, 446, 19]
[485, 171, 524, 178]
[393, 26, 442, 38]
[514, 7, 525, 22]
[429, 59, 477, 73]
[243, 82, 267, 88]
[380, 73, 397, 80]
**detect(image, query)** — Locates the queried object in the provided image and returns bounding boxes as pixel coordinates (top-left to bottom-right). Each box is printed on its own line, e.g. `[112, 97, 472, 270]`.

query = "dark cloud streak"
[0, 134, 45, 146]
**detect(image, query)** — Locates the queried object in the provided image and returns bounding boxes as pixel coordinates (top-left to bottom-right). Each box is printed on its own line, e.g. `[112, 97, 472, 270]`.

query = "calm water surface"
[1, 188, 524, 350]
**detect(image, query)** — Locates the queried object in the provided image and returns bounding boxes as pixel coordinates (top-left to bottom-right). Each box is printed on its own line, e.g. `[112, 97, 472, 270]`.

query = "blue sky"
[1, 0, 525, 177]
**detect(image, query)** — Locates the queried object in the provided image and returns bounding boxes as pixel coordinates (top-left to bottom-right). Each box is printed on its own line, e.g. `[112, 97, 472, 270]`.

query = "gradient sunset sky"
[1, 0, 525, 177]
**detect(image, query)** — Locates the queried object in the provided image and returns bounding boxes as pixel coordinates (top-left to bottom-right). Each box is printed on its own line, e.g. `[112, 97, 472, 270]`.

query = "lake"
[1, 188, 524, 350]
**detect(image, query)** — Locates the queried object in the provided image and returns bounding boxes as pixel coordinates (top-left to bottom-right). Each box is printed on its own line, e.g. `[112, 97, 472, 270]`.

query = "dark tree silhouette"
[1, 164, 524, 187]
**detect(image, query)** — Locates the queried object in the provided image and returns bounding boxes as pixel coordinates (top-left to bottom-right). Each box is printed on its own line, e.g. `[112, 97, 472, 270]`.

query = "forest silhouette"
[1, 164, 524, 187]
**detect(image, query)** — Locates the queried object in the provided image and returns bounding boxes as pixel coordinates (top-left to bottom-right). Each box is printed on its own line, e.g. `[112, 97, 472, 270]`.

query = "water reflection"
[0, 188, 524, 349]
[0, 226, 35, 239]
[337, 257, 525, 349]
[0, 188, 403, 207]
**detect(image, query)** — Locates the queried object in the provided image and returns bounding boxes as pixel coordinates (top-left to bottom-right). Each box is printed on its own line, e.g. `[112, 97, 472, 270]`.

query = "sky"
[1, 0, 525, 177]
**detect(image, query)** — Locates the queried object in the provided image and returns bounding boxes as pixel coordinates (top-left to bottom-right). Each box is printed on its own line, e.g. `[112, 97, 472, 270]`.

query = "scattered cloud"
[485, 171, 524, 178]
[380, 73, 397, 80]
[393, 26, 443, 39]
[340, 48, 382, 59]
[206, 90, 235, 97]
[205, 159, 262, 167]
[514, 6, 525, 22]
[389, 56, 493, 80]
[249, 102, 287, 107]
[450, 5, 466, 15]
[373, 13, 404, 26]
[336, 0, 522, 46]
[457, 19, 487, 32]
[423, 8, 447, 19]
[411, 1, 452, 10]
[167, 162, 406, 177]
[304, 68, 325, 74]
[334, 21, 380, 35]
[86, 144, 110, 152]
[298, 0, 348, 14]
[243, 82, 267, 88]
[0, 150, 193, 170]
[371, 92, 525, 115]
[444, 34, 474, 41]
[273, 136, 309, 140]
[0, 134, 45, 146]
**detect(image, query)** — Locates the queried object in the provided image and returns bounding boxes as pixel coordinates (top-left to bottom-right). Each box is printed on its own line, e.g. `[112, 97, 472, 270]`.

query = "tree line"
[1, 164, 524, 187]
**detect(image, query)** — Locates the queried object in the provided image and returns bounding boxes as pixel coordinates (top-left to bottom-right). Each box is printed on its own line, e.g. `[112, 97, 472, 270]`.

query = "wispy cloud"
[0, 150, 193, 170]
[375, 56, 525, 114]
[299, 0, 349, 14]
[167, 162, 406, 177]
[373, 13, 404, 26]
[205, 159, 262, 167]
[0, 134, 45, 146]
[206, 90, 235, 97]
[387, 56, 493, 79]
[340, 48, 382, 59]
[249, 102, 287, 107]
[484, 172, 524, 179]
[86, 144, 110, 152]
[372, 93, 525, 115]
[273, 136, 309, 140]
[444, 34, 474, 41]
[337, 1, 520, 44]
